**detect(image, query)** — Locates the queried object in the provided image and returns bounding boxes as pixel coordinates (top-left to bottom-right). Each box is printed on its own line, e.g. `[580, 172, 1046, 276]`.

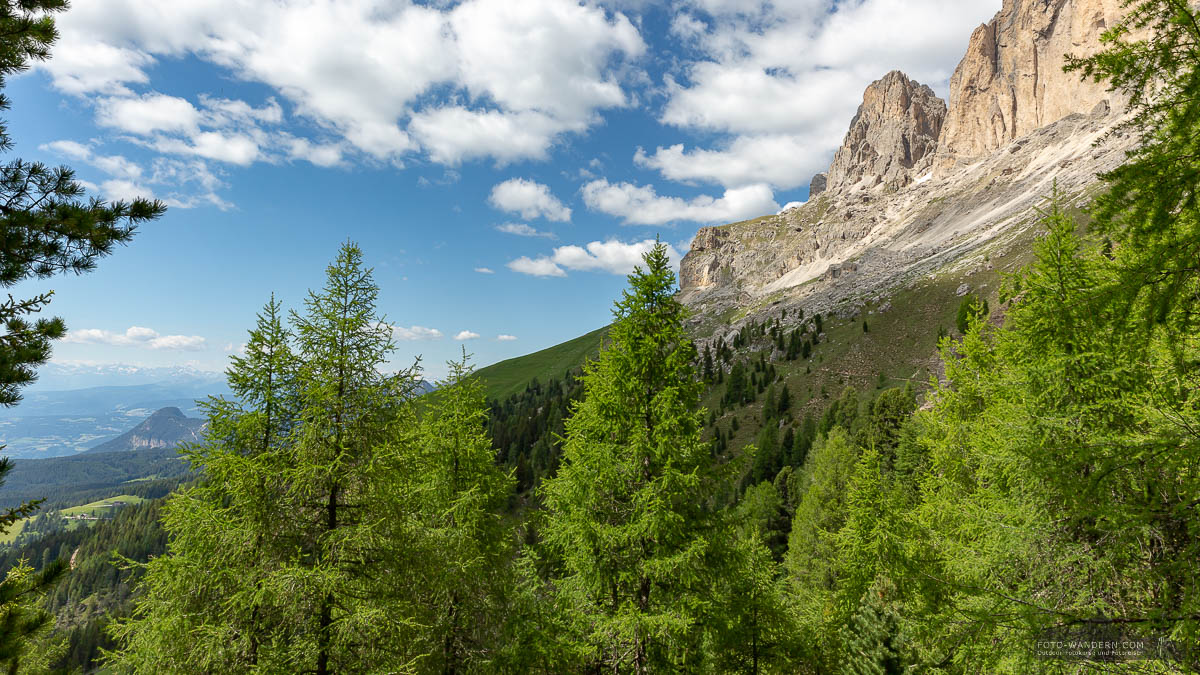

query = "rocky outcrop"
[679, 226, 730, 290]
[88, 407, 206, 454]
[936, 0, 1128, 169]
[678, 109, 1135, 313]
[809, 172, 828, 197]
[826, 71, 946, 193]
[676, 0, 1148, 345]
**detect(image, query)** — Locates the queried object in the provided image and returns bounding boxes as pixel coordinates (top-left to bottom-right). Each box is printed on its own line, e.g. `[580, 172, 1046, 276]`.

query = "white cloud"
[778, 201, 806, 214]
[96, 93, 201, 135]
[474, 267, 495, 274]
[43, 142, 232, 209]
[508, 256, 567, 278]
[198, 95, 284, 127]
[635, 133, 837, 189]
[488, 178, 572, 222]
[496, 223, 556, 239]
[581, 179, 777, 225]
[391, 325, 444, 341]
[42, 141, 142, 182]
[454, 330, 481, 341]
[42, 41, 153, 95]
[143, 131, 262, 166]
[497, 334, 518, 341]
[42, 0, 645, 168]
[410, 109, 576, 165]
[148, 335, 208, 351]
[450, 0, 644, 119]
[646, 0, 997, 189]
[282, 136, 345, 168]
[508, 239, 683, 278]
[63, 326, 207, 351]
[98, 179, 156, 202]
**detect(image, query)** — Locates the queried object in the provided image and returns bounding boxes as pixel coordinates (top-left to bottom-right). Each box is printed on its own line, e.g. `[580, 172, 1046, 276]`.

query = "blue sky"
[8, 0, 998, 381]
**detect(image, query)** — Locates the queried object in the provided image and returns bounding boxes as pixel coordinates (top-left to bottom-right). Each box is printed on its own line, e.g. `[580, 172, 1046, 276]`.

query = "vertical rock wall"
[826, 70, 947, 193]
[935, 0, 1128, 169]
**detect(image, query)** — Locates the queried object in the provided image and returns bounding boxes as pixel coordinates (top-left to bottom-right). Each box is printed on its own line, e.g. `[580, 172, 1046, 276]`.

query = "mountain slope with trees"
[3, 0, 1200, 672]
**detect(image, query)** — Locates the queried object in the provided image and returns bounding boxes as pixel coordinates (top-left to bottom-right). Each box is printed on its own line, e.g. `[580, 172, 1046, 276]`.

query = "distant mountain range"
[88, 407, 207, 454]
[26, 362, 225, 392]
[0, 369, 228, 458]
[0, 369, 434, 458]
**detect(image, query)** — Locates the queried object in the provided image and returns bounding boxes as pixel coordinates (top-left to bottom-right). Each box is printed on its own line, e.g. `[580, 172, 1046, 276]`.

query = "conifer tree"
[106, 296, 300, 671]
[0, 0, 164, 409]
[109, 244, 422, 673]
[0, 5, 163, 662]
[1067, 0, 1200, 328]
[540, 243, 732, 672]
[777, 383, 791, 417]
[374, 352, 515, 671]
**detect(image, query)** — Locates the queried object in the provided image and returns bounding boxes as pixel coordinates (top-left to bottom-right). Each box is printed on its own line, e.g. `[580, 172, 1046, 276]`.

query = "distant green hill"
[475, 325, 608, 401]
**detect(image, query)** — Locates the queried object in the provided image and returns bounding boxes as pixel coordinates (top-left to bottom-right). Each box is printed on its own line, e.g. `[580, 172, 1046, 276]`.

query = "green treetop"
[539, 243, 732, 672]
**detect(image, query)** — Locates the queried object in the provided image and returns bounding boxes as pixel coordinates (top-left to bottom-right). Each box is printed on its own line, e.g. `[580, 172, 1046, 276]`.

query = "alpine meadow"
[0, 0, 1199, 672]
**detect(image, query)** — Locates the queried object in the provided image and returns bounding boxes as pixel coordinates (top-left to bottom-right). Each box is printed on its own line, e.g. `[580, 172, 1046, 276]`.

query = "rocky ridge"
[88, 407, 206, 454]
[936, 0, 1131, 170]
[826, 71, 946, 194]
[678, 0, 1137, 342]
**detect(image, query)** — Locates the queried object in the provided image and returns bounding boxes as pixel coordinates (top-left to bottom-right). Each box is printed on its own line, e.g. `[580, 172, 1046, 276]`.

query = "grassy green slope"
[700, 225, 1038, 454]
[61, 495, 145, 518]
[475, 325, 608, 401]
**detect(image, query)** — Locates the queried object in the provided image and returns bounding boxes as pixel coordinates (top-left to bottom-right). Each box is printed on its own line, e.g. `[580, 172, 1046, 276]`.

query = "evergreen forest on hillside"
[0, 0, 1199, 672]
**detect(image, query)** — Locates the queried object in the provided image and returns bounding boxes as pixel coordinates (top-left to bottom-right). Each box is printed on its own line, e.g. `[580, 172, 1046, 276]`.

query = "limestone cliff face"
[678, 0, 1141, 330]
[826, 71, 946, 193]
[809, 173, 828, 197]
[936, 0, 1128, 169]
[679, 226, 729, 290]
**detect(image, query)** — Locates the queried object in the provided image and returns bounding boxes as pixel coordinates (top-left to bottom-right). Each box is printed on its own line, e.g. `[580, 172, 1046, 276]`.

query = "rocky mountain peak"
[149, 406, 186, 420]
[935, 0, 1129, 171]
[677, 0, 1140, 325]
[88, 406, 206, 454]
[825, 70, 946, 194]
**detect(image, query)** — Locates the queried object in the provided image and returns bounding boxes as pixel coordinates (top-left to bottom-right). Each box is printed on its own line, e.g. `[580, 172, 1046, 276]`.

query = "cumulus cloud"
[147, 335, 208, 351]
[497, 334, 518, 341]
[496, 223, 556, 239]
[64, 326, 207, 351]
[648, 0, 997, 189]
[489, 178, 572, 222]
[454, 330, 481, 341]
[581, 179, 777, 226]
[634, 134, 836, 190]
[391, 325, 444, 341]
[508, 239, 682, 278]
[410, 108, 577, 166]
[96, 93, 201, 135]
[42, 141, 233, 209]
[41, 0, 645, 169]
[474, 267, 495, 274]
[92, 94, 285, 168]
[508, 256, 567, 278]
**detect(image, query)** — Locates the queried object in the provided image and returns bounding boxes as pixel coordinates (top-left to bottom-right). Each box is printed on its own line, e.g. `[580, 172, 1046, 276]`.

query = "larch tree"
[539, 242, 734, 672]
[371, 352, 516, 672]
[108, 244, 424, 673]
[106, 296, 301, 672]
